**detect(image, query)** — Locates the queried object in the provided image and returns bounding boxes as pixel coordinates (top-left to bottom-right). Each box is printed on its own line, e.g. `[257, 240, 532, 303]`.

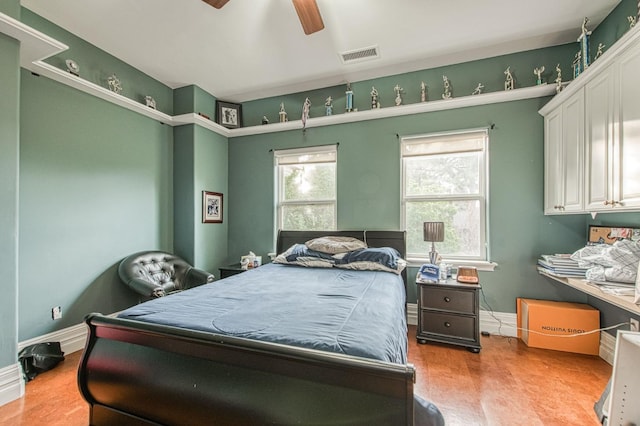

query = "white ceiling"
[22, 0, 621, 103]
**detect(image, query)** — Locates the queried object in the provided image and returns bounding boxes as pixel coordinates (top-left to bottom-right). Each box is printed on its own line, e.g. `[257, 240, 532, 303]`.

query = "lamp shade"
[423, 222, 445, 242]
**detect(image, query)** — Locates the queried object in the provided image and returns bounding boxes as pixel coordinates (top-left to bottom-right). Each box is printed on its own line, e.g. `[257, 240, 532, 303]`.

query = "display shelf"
[0, 11, 66, 66]
[1, 10, 560, 138]
[230, 84, 558, 138]
[540, 270, 640, 315]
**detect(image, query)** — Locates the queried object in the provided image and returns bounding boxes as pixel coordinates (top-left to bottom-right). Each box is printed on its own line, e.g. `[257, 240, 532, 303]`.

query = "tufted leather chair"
[118, 251, 215, 298]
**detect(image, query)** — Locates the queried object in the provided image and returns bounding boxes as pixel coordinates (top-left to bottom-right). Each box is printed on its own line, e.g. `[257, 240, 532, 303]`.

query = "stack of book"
[537, 254, 589, 278]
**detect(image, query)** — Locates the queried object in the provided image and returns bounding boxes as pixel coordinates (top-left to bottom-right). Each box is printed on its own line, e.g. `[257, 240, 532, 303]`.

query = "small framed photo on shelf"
[216, 101, 242, 129]
[202, 191, 223, 223]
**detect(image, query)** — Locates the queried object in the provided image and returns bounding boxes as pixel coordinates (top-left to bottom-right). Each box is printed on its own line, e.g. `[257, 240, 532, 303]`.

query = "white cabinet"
[541, 26, 640, 215]
[615, 46, 640, 210]
[544, 90, 584, 214]
[585, 47, 640, 212]
[585, 66, 614, 211]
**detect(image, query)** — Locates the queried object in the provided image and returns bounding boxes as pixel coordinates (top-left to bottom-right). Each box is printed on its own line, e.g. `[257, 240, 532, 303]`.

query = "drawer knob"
[444, 296, 451, 303]
[444, 321, 451, 328]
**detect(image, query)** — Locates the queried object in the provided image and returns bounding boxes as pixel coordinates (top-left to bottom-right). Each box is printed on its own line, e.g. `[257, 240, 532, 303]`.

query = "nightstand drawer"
[420, 311, 477, 341]
[420, 286, 476, 314]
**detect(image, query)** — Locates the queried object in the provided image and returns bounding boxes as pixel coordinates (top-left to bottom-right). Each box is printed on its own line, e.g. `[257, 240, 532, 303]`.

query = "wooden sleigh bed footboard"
[78, 313, 418, 425]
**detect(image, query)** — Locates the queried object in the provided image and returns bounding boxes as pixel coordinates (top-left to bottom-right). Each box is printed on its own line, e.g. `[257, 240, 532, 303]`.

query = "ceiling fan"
[202, 0, 325, 35]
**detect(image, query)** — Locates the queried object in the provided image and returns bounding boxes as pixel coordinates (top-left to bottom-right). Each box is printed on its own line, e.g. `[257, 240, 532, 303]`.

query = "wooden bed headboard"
[276, 230, 408, 286]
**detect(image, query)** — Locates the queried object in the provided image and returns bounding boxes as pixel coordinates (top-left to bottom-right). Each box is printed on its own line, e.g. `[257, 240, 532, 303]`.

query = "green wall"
[173, 124, 229, 273]
[229, 97, 590, 309]
[0, 29, 20, 368]
[18, 70, 174, 338]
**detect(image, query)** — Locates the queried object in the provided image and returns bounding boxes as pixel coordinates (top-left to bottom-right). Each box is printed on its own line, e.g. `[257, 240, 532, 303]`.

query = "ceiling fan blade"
[292, 0, 324, 35]
[202, 0, 230, 9]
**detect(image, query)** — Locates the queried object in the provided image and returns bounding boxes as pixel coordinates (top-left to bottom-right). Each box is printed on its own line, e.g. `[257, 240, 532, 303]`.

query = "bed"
[77, 230, 444, 425]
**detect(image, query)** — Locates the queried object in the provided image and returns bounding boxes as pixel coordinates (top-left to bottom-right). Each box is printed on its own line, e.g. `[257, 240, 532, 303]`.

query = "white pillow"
[305, 236, 368, 254]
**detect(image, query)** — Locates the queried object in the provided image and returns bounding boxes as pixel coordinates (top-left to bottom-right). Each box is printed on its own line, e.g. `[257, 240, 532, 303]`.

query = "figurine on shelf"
[65, 59, 79, 76]
[144, 96, 156, 109]
[572, 51, 582, 78]
[554, 64, 563, 94]
[393, 84, 404, 106]
[578, 17, 592, 72]
[471, 83, 484, 95]
[325, 96, 333, 116]
[370, 87, 380, 109]
[301, 97, 311, 130]
[279, 102, 288, 122]
[442, 75, 452, 99]
[594, 43, 606, 60]
[420, 81, 428, 102]
[504, 67, 515, 91]
[107, 74, 122, 94]
[345, 83, 354, 112]
[628, 15, 637, 28]
[534, 66, 545, 85]
[262, 116, 269, 125]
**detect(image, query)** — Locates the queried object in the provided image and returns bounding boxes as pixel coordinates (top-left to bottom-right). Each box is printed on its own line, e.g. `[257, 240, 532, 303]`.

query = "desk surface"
[540, 271, 640, 315]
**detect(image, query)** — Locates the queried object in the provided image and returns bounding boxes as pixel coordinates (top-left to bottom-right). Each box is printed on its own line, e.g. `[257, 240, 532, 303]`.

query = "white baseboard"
[599, 331, 615, 365]
[0, 322, 89, 407]
[18, 322, 88, 355]
[0, 363, 24, 407]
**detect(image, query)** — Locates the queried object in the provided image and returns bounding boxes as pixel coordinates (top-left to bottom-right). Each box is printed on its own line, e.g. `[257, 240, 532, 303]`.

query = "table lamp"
[423, 222, 445, 264]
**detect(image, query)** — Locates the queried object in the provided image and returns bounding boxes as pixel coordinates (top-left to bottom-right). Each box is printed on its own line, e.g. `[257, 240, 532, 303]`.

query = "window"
[401, 129, 489, 262]
[274, 145, 337, 231]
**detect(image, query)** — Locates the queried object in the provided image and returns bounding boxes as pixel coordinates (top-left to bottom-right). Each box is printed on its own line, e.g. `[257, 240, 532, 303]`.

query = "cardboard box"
[516, 298, 600, 355]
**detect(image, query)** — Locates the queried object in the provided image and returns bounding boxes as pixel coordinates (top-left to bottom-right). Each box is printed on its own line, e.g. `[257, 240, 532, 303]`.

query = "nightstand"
[416, 279, 481, 353]
[218, 263, 246, 279]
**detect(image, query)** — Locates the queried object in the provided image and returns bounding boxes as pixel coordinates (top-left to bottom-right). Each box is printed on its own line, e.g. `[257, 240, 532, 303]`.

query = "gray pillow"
[305, 236, 368, 254]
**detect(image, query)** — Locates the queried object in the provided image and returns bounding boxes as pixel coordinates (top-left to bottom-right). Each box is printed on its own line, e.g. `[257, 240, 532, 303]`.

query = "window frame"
[400, 129, 492, 268]
[274, 145, 337, 232]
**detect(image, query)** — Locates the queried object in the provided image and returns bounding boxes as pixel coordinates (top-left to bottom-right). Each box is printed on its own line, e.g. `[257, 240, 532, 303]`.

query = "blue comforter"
[118, 263, 408, 364]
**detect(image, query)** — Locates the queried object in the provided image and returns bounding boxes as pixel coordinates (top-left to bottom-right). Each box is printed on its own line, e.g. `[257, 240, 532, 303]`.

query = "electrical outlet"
[52, 306, 62, 320]
[631, 318, 639, 332]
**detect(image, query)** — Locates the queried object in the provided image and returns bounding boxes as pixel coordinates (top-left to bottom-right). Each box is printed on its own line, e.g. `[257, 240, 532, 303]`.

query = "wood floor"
[0, 326, 611, 426]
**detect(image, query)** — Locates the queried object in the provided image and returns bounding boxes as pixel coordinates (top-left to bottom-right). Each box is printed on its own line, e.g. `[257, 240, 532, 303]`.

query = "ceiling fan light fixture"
[202, 0, 230, 9]
[292, 0, 325, 35]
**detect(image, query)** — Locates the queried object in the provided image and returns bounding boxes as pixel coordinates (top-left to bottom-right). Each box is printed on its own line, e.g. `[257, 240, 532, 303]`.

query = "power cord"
[479, 287, 633, 339]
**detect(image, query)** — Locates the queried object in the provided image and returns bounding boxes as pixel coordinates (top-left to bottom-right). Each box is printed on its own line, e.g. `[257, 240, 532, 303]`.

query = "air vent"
[340, 45, 380, 64]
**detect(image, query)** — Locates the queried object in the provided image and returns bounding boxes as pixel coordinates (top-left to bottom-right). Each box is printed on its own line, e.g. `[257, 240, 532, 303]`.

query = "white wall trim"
[599, 331, 616, 365]
[0, 363, 24, 407]
[18, 322, 87, 356]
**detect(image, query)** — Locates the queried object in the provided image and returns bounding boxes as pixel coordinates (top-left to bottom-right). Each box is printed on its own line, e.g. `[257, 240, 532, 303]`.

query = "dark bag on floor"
[18, 342, 65, 382]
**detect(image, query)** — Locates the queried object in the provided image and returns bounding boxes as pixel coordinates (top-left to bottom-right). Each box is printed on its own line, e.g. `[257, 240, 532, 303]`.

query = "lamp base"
[429, 250, 440, 265]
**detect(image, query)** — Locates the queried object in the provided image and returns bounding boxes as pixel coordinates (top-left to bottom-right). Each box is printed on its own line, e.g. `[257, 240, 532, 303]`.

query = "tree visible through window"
[402, 130, 488, 261]
[274, 145, 337, 231]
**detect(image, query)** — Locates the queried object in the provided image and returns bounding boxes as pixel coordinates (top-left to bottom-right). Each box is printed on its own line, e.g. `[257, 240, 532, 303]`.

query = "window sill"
[407, 258, 497, 272]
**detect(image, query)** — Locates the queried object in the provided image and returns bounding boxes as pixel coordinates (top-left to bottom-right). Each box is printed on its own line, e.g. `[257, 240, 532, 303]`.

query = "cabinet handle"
[444, 322, 451, 328]
[443, 296, 451, 303]
[604, 200, 621, 206]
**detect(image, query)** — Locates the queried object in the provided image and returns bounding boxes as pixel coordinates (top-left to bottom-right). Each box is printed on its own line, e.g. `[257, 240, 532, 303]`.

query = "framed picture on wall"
[216, 101, 242, 129]
[203, 191, 223, 223]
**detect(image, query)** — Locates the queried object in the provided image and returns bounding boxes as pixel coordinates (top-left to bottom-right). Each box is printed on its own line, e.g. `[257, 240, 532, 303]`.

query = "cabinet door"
[544, 107, 563, 214]
[616, 46, 640, 209]
[561, 90, 584, 213]
[585, 66, 614, 211]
